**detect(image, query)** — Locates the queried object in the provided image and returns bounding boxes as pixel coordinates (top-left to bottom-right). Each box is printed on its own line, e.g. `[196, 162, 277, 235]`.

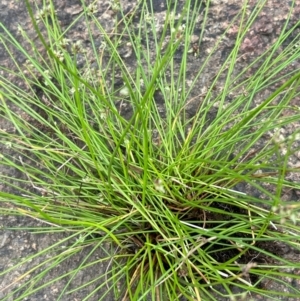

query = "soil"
[1, 0, 300, 300]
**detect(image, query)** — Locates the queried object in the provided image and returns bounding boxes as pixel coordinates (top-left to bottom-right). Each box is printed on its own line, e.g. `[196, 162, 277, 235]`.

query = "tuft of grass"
[1, 0, 300, 300]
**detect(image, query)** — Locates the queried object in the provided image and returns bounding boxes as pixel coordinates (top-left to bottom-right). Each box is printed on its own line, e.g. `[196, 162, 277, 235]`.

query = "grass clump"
[1, 0, 300, 300]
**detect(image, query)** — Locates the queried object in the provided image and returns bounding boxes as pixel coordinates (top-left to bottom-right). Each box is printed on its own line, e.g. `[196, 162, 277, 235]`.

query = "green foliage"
[1, 0, 300, 300]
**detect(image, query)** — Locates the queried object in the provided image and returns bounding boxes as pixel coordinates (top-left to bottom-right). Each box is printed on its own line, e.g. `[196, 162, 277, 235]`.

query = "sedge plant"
[1, 0, 300, 300]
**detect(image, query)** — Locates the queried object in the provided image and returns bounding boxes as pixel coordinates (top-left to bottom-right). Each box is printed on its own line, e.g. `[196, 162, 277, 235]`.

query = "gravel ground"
[1, 0, 300, 300]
